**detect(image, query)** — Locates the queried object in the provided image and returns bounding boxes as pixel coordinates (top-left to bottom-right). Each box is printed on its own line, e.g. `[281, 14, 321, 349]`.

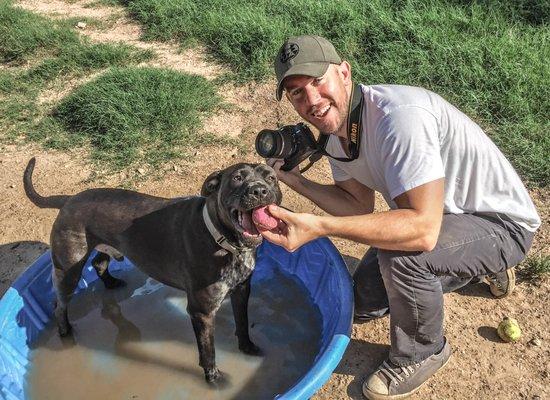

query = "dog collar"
[202, 205, 239, 254]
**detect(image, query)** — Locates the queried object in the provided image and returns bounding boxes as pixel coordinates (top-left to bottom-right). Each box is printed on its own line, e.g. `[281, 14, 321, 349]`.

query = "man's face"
[283, 62, 352, 137]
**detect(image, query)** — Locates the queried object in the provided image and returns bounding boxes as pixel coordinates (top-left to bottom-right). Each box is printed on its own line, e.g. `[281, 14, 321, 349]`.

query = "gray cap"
[274, 35, 342, 101]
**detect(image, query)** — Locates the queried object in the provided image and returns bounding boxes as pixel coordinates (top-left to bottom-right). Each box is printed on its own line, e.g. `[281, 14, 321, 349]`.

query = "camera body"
[255, 123, 320, 171]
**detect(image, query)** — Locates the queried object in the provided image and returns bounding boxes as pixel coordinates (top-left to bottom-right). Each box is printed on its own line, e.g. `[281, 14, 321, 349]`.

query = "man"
[260, 35, 540, 399]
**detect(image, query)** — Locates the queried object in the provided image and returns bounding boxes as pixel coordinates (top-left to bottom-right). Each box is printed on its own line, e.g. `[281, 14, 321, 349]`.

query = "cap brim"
[276, 62, 330, 101]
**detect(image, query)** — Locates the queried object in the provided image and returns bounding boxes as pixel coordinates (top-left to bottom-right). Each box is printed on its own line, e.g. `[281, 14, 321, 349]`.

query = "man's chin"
[307, 119, 337, 135]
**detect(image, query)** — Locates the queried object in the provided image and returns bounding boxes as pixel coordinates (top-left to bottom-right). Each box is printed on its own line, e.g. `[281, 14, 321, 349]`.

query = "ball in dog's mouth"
[231, 204, 280, 242]
[251, 205, 279, 230]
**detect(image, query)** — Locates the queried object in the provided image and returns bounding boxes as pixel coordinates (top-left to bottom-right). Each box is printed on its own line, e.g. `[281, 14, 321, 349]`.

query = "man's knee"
[377, 249, 426, 279]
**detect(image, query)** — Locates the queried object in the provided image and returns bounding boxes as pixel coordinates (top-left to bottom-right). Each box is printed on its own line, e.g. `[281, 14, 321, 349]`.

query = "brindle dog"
[23, 158, 282, 383]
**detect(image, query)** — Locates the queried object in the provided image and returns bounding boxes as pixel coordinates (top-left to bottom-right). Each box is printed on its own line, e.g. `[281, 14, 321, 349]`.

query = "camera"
[255, 123, 320, 171]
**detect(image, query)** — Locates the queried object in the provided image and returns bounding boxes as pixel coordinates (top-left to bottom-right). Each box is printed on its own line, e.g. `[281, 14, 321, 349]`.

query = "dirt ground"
[1, 1, 548, 399]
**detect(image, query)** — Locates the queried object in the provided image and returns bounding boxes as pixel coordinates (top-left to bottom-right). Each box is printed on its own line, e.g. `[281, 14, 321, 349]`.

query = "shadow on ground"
[334, 338, 389, 400]
[0, 240, 49, 296]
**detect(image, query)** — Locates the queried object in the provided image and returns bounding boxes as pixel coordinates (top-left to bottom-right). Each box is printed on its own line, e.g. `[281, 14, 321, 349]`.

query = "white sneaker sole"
[362, 349, 452, 400]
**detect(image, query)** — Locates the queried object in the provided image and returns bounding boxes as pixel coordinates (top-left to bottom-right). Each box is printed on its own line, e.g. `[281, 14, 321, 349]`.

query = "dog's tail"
[24, 157, 70, 209]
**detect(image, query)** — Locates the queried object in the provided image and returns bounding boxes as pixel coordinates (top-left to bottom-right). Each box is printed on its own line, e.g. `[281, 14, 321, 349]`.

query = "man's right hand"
[266, 158, 303, 189]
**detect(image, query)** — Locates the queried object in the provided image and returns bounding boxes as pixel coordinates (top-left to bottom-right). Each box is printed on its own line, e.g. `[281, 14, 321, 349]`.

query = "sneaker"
[485, 267, 515, 298]
[362, 338, 451, 400]
[354, 308, 390, 323]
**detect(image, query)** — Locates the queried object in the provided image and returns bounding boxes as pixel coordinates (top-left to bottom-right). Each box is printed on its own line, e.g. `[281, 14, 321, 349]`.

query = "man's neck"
[334, 84, 353, 139]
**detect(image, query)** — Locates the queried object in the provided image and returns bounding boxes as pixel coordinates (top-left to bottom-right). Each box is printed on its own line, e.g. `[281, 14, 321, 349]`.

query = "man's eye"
[290, 88, 302, 97]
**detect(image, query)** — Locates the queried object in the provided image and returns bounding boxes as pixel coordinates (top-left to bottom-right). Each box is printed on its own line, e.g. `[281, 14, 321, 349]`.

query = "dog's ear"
[201, 170, 222, 197]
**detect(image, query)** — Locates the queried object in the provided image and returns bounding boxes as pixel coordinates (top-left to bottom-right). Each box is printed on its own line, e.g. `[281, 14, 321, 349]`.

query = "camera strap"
[318, 83, 363, 161]
[299, 83, 364, 173]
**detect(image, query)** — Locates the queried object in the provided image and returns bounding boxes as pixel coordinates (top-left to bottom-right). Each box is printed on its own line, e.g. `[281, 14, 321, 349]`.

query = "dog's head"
[201, 163, 282, 247]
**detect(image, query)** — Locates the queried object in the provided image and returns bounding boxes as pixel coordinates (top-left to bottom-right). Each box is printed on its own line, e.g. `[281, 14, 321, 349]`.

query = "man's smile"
[311, 103, 331, 119]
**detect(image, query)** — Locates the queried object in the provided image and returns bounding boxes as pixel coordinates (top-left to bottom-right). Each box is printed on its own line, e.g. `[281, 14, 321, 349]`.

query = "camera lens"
[255, 130, 279, 158]
[255, 126, 299, 159]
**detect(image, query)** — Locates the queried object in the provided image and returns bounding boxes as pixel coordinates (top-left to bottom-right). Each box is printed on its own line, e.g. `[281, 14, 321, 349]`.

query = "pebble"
[529, 338, 542, 347]
[137, 168, 145, 175]
[76, 21, 87, 29]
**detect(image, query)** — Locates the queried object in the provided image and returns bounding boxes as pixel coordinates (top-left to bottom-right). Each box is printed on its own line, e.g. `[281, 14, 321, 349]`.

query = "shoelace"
[379, 360, 423, 387]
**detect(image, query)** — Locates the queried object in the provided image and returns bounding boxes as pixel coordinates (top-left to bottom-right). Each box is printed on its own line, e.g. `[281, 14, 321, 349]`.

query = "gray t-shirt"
[327, 84, 540, 232]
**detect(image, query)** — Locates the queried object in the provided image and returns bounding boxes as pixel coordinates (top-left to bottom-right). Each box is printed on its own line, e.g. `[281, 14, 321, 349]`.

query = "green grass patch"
[51, 67, 226, 169]
[0, 0, 78, 63]
[518, 254, 550, 281]
[0, 0, 153, 147]
[122, 0, 550, 186]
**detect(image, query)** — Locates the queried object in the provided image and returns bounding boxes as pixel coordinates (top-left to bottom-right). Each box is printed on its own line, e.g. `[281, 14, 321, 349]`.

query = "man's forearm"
[317, 209, 441, 252]
[287, 176, 372, 216]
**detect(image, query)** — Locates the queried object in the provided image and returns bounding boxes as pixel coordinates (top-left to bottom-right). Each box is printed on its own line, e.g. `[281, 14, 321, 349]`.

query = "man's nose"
[304, 85, 321, 106]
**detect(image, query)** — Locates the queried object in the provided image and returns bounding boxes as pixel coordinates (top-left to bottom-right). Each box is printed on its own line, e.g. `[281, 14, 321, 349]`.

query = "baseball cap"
[274, 35, 342, 101]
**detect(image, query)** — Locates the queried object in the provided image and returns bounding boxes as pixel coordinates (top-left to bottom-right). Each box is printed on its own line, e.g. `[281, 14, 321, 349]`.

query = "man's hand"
[266, 158, 302, 189]
[258, 205, 323, 252]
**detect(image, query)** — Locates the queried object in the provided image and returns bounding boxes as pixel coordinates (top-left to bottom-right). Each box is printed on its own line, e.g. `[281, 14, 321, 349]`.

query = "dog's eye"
[267, 175, 276, 183]
[233, 175, 242, 182]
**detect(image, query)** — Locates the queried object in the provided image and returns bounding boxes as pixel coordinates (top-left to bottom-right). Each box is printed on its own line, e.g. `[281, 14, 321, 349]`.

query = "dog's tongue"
[252, 205, 279, 230]
[241, 212, 259, 236]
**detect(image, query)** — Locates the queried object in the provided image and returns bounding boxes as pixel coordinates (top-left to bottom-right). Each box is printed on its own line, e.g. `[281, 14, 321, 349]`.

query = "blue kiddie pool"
[0, 238, 353, 399]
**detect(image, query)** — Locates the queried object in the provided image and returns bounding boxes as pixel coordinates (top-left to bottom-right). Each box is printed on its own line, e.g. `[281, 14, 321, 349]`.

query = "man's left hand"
[258, 205, 323, 252]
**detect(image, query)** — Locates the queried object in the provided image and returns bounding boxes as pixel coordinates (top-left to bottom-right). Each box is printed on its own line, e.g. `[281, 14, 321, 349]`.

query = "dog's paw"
[204, 368, 230, 389]
[205, 367, 221, 383]
[57, 323, 72, 337]
[239, 340, 262, 356]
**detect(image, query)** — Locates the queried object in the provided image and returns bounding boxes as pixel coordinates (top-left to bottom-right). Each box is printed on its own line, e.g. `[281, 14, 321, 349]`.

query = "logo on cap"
[280, 43, 299, 64]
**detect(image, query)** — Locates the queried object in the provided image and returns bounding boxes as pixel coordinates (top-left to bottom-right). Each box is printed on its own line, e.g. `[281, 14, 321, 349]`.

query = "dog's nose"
[249, 184, 269, 199]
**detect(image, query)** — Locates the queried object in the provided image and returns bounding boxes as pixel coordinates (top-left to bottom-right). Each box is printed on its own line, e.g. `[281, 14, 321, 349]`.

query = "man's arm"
[268, 158, 374, 216]
[261, 178, 444, 252]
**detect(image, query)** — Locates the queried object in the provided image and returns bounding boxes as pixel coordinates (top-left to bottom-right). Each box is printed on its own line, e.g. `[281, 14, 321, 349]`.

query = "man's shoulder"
[360, 84, 439, 138]
[360, 84, 439, 112]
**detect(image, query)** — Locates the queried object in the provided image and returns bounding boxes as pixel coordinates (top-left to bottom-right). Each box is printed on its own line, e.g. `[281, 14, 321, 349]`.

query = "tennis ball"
[497, 317, 521, 343]
[252, 205, 279, 230]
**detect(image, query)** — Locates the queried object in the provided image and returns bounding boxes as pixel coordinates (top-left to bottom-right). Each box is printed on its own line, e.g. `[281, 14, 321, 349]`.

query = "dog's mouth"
[230, 207, 262, 239]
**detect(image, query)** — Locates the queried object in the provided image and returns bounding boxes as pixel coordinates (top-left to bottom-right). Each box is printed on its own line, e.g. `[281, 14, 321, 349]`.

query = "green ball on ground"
[497, 317, 521, 342]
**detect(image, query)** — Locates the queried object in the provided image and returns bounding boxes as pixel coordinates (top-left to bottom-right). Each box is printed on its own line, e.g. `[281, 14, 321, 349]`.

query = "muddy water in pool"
[27, 268, 322, 400]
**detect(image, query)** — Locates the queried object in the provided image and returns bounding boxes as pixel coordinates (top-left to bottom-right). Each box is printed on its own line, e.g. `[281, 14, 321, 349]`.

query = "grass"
[121, 0, 549, 187]
[518, 254, 550, 281]
[0, 0, 234, 173]
[50, 67, 226, 169]
[0, 0, 76, 63]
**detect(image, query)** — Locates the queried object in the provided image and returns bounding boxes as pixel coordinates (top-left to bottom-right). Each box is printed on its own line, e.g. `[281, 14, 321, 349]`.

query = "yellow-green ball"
[497, 317, 521, 342]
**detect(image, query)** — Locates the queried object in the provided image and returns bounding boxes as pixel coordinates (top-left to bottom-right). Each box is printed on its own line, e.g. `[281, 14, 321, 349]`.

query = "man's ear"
[338, 61, 352, 86]
[201, 170, 222, 197]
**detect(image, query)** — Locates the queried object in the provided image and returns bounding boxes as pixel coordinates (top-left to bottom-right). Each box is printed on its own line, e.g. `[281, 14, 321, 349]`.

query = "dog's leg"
[187, 292, 222, 383]
[230, 277, 261, 356]
[91, 251, 125, 289]
[51, 252, 89, 337]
